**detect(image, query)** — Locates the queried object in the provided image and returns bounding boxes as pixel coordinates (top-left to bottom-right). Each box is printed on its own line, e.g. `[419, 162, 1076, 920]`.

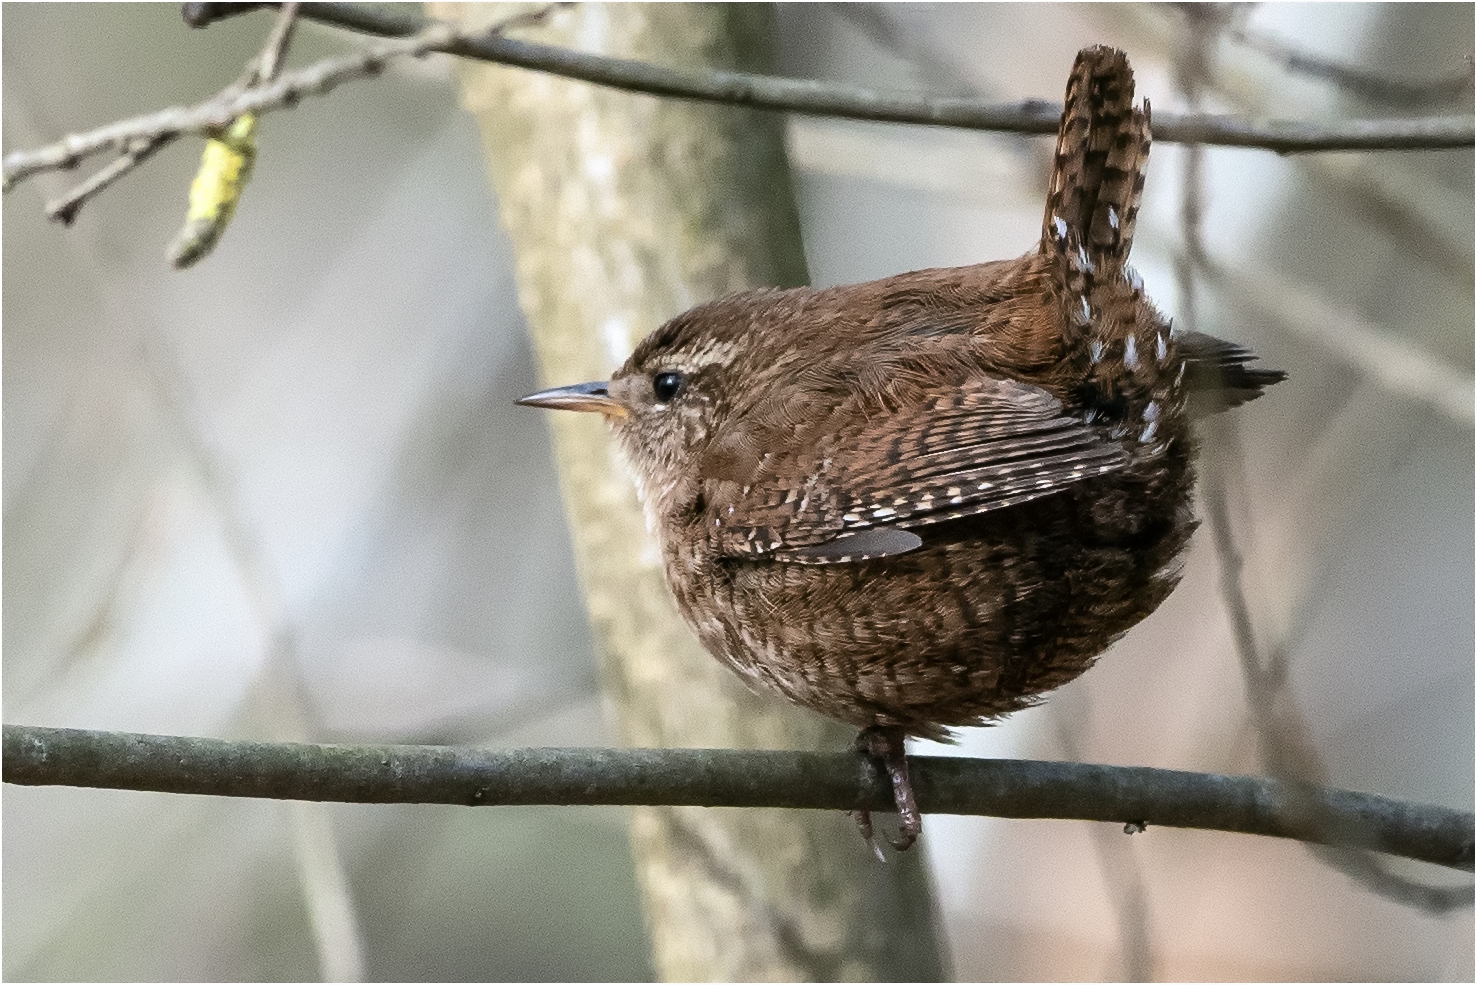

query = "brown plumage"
[521, 46, 1284, 849]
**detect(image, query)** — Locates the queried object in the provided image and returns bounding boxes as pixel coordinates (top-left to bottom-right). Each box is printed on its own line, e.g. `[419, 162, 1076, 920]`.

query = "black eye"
[652, 371, 685, 403]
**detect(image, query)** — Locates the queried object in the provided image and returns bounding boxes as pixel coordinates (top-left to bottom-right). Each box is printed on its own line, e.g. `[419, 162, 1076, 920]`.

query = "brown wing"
[705, 375, 1127, 564]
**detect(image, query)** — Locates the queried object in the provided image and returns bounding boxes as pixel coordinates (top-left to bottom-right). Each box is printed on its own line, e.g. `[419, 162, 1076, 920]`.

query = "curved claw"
[852, 809, 888, 862]
[854, 725, 922, 853]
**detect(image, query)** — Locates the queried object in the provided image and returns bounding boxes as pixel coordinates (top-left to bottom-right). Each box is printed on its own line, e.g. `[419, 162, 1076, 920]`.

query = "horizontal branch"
[282, 1, 1472, 153]
[5, 724, 1472, 874]
[7, 5, 1470, 202]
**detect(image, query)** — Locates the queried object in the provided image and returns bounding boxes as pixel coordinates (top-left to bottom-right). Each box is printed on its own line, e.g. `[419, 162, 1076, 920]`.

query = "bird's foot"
[853, 724, 921, 853]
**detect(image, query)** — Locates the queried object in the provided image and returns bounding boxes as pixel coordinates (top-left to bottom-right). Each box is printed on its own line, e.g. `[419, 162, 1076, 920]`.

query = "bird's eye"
[652, 371, 685, 403]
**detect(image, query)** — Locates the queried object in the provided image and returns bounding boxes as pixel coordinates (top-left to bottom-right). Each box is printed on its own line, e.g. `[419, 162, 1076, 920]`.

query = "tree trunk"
[429, 3, 947, 980]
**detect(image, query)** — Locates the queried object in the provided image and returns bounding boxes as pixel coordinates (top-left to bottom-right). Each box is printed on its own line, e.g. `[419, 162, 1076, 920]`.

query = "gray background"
[4, 3, 1472, 980]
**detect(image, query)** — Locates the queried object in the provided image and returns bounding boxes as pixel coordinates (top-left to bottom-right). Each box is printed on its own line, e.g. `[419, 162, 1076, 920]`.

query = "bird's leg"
[854, 725, 921, 852]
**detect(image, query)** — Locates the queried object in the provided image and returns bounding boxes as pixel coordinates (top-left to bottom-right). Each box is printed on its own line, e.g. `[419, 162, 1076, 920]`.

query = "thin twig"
[1227, 22, 1475, 109]
[3, 6, 584, 195]
[3, 725, 1472, 873]
[45, 134, 176, 225]
[6, 2, 1469, 198]
[281, 3, 1477, 153]
[137, 309, 369, 980]
[39, 3, 301, 226]
[255, 1, 301, 84]
[3, 23, 458, 190]
[1125, 5, 1474, 291]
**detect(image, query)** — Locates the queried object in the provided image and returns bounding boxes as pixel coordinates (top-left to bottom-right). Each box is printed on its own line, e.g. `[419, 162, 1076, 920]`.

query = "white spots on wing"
[1140, 400, 1163, 446]
[1075, 245, 1095, 274]
[872, 506, 896, 519]
[1126, 267, 1143, 293]
[1124, 334, 1139, 370]
[1088, 339, 1104, 365]
[1052, 215, 1068, 242]
[1079, 297, 1092, 324]
[1156, 331, 1168, 364]
[1107, 206, 1120, 230]
[843, 512, 862, 523]
[733, 659, 764, 683]
[945, 486, 962, 498]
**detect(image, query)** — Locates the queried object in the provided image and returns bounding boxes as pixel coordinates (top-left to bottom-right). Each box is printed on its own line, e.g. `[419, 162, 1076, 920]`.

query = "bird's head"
[518, 298, 765, 524]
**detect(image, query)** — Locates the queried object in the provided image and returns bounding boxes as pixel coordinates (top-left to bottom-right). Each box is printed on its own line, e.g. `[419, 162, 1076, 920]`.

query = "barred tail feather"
[1041, 46, 1151, 274]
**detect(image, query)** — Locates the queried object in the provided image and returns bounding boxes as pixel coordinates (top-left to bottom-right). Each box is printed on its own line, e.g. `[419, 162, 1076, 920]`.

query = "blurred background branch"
[1168, 4, 1473, 919]
[1220, 17, 1474, 109]
[4, 2, 1471, 980]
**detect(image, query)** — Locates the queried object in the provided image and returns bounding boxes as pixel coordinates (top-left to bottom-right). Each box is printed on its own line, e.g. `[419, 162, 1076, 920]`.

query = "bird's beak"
[516, 380, 628, 418]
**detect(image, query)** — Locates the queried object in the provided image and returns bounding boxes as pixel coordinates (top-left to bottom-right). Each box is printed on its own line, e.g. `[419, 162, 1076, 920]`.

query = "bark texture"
[429, 3, 946, 980]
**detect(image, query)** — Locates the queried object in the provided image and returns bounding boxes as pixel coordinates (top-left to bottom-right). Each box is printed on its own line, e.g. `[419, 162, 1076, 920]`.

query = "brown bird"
[520, 46, 1283, 850]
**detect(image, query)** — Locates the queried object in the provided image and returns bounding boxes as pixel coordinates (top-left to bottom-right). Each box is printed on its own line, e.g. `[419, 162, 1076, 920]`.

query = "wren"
[520, 46, 1284, 850]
